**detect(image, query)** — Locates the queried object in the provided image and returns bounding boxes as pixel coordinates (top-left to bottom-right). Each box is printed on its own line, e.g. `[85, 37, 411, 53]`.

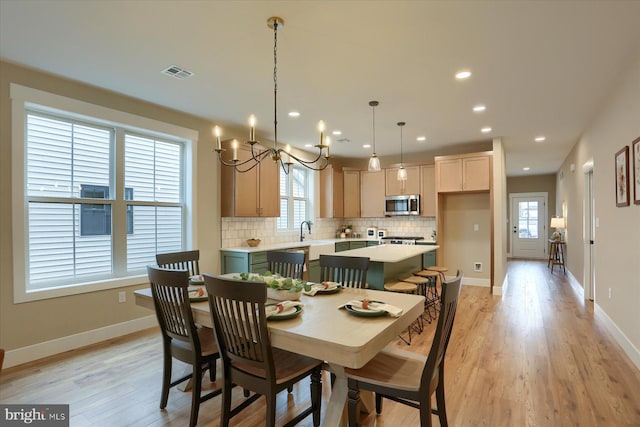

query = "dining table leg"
[325, 364, 374, 426]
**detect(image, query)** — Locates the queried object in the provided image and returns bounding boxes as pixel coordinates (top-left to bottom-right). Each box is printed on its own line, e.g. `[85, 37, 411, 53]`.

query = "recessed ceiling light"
[523, 167, 531, 171]
[304, 143, 313, 147]
[455, 70, 472, 80]
[416, 136, 426, 141]
[535, 136, 546, 142]
[288, 111, 300, 117]
[332, 130, 342, 135]
[473, 105, 486, 112]
[363, 144, 371, 149]
[481, 127, 492, 133]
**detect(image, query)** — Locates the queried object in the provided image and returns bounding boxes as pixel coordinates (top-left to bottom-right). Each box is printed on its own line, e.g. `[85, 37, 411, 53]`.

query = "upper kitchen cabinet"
[220, 140, 280, 217]
[360, 170, 385, 217]
[435, 152, 492, 193]
[319, 164, 344, 218]
[343, 169, 360, 218]
[420, 164, 436, 217]
[385, 166, 420, 195]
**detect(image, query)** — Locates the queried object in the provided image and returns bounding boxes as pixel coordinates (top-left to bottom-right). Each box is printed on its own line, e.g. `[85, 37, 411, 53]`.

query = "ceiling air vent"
[336, 138, 351, 144]
[161, 65, 194, 80]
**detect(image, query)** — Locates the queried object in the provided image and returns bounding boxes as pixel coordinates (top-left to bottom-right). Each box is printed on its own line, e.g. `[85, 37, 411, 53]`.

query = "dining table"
[134, 275, 425, 426]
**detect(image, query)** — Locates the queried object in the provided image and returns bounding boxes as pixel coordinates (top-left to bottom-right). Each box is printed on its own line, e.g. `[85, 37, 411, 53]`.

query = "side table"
[548, 240, 566, 273]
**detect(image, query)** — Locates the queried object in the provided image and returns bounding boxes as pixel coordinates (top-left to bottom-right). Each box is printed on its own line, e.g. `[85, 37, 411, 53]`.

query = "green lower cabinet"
[335, 242, 350, 252]
[308, 259, 320, 283]
[220, 250, 268, 274]
[349, 241, 367, 250]
[367, 240, 379, 246]
[416, 243, 437, 268]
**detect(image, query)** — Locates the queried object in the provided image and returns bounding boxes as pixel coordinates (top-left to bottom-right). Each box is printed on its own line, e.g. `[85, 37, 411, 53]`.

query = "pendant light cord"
[273, 21, 278, 149]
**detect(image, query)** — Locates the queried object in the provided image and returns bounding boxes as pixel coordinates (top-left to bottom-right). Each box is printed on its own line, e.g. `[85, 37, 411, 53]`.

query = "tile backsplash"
[221, 216, 436, 248]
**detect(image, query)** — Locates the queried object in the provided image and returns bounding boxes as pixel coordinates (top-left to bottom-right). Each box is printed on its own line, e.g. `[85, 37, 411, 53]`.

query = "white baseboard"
[565, 268, 640, 371]
[492, 272, 508, 296]
[595, 304, 640, 371]
[4, 315, 157, 369]
[460, 277, 490, 287]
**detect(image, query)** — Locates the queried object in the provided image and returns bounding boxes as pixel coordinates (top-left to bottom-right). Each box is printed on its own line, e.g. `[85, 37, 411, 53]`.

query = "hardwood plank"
[2, 260, 639, 426]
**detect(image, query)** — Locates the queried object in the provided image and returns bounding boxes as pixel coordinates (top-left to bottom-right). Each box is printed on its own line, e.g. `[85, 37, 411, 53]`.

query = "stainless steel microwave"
[384, 194, 420, 216]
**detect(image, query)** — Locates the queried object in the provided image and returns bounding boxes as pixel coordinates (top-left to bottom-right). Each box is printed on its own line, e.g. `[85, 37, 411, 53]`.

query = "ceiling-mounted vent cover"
[161, 65, 194, 80]
[336, 138, 351, 144]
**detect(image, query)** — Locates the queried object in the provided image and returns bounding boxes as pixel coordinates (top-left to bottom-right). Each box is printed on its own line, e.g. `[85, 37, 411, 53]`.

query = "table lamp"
[550, 217, 565, 241]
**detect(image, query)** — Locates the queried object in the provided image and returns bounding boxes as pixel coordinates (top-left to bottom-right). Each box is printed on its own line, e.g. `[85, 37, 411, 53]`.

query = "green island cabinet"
[417, 242, 437, 268]
[220, 250, 268, 275]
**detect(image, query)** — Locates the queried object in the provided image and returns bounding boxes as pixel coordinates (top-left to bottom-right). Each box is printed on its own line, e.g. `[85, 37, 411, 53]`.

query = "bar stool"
[401, 275, 437, 323]
[384, 281, 421, 344]
[427, 266, 448, 287]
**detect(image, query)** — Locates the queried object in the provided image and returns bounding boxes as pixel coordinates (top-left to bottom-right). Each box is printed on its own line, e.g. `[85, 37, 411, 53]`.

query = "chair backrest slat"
[156, 250, 200, 276]
[205, 276, 274, 378]
[421, 270, 463, 390]
[319, 254, 369, 288]
[266, 250, 305, 279]
[148, 266, 199, 350]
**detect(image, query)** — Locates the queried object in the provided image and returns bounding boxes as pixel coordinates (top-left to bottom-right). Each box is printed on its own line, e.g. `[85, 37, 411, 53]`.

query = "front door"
[510, 193, 547, 259]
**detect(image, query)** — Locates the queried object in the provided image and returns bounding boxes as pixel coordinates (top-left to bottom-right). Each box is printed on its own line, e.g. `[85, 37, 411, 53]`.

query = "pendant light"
[397, 121, 407, 181]
[367, 100, 381, 171]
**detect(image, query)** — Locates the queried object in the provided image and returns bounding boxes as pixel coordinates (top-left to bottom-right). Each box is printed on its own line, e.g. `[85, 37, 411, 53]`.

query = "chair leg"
[287, 385, 293, 393]
[311, 367, 322, 426]
[221, 375, 233, 426]
[347, 384, 360, 426]
[189, 364, 202, 427]
[160, 345, 172, 409]
[208, 359, 216, 382]
[266, 392, 277, 427]
[435, 374, 448, 427]
[375, 393, 383, 414]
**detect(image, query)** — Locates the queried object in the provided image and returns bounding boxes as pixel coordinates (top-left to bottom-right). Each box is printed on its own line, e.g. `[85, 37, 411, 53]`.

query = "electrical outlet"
[118, 291, 126, 303]
[474, 262, 482, 272]
[608, 288, 611, 299]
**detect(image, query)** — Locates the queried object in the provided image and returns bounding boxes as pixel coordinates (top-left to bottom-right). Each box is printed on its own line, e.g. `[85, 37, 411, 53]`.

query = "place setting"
[302, 281, 343, 296]
[265, 301, 304, 320]
[338, 298, 403, 318]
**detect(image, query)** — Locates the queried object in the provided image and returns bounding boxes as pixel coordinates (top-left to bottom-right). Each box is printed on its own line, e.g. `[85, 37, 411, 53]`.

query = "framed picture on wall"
[615, 146, 630, 207]
[633, 137, 640, 205]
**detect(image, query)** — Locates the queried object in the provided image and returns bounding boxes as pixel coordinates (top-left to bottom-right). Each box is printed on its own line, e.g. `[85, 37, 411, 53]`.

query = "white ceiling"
[2, 1, 639, 176]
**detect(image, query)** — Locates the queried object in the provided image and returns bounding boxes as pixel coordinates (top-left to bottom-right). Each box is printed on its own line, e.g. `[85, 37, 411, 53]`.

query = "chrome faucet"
[300, 220, 312, 242]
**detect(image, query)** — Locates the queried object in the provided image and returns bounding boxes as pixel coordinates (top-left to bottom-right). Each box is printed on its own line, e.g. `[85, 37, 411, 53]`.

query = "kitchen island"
[333, 244, 439, 290]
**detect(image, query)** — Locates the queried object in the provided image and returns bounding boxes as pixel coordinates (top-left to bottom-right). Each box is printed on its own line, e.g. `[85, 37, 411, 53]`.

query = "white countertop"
[333, 243, 439, 263]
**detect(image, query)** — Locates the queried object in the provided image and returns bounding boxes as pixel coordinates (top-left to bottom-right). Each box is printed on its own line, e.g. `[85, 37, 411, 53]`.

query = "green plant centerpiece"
[234, 271, 311, 294]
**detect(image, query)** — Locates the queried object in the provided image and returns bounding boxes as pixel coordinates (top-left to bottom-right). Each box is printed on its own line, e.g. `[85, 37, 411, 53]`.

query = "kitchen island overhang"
[331, 244, 439, 290]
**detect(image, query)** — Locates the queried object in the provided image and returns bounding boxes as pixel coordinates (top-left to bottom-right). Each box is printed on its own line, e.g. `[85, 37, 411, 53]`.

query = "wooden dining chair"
[156, 250, 200, 276]
[147, 265, 221, 427]
[345, 270, 463, 427]
[319, 254, 370, 288]
[267, 250, 305, 279]
[204, 274, 323, 427]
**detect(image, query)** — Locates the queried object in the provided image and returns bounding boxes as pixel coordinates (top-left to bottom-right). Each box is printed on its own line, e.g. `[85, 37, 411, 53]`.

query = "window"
[11, 84, 198, 302]
[277, 167, 312, 230]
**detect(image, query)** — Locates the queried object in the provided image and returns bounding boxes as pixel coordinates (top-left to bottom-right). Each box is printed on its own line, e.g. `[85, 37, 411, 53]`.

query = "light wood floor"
[2, 260, 639, 426]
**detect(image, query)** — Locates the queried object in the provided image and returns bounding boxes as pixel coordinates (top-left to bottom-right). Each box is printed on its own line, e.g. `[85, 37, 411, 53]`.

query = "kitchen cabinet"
[360, 170, 385, 217]
[334, 240, 367, 252]
[220, 141, 280, 217]
[335, 242, 350, 252]
[435, 152, 491, 193]
[385, 166, 420, 195]
[308, 259, 320, 282]
[220, 250, 268, 275]
[320, 164, 344, 218]
[343, 169, 360, 218]
[420, 164, 436, 217]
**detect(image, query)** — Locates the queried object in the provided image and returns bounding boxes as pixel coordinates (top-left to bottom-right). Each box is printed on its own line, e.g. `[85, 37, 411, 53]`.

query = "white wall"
[557, 54, 640, 368]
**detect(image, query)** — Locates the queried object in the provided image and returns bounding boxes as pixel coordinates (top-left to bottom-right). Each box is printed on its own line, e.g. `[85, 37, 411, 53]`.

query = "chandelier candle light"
[397, 121, 407, 181]
[213, 16, 330, 174]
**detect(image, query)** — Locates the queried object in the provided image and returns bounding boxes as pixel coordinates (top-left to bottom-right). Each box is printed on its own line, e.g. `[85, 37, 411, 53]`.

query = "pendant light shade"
[368, 100, 381, 172]
[397, 121, 407, 181]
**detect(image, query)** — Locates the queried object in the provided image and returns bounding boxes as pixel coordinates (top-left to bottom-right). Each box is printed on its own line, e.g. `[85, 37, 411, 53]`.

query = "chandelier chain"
[273, 19, 278, 148]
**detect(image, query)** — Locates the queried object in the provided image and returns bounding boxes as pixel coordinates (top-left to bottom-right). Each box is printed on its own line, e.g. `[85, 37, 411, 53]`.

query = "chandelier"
[213, 16, 330, 175]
